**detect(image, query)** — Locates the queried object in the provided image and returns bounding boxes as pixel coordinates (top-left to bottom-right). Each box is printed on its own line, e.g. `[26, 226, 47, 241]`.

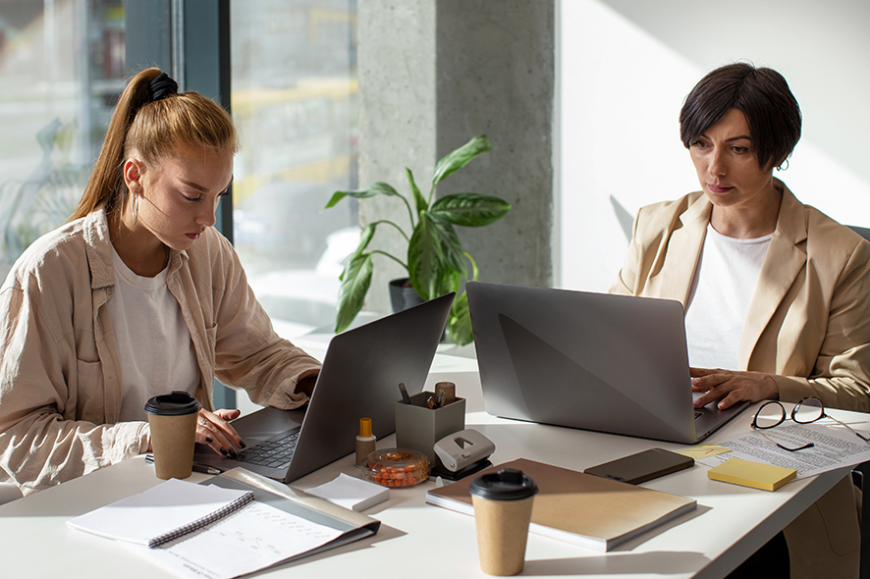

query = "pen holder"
[395, 391, 465, 463]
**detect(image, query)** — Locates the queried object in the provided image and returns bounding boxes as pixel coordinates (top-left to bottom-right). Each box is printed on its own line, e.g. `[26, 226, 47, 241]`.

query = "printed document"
[698, 421, 870, 479]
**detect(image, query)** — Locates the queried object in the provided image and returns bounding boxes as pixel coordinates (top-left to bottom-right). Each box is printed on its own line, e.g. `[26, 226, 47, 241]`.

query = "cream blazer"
[611, 182, 870, 412]
[611, 182, 870, 576]
[0, 209, 322, 494]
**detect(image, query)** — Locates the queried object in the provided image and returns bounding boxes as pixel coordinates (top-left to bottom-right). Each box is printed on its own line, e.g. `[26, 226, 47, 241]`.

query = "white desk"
[0, 357, 862, 579]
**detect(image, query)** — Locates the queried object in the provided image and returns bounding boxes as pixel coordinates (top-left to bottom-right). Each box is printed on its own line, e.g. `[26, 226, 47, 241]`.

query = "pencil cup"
[469, 469, 538, 576]
[145, 392, 201, 480]
[395, 391, 465, 463]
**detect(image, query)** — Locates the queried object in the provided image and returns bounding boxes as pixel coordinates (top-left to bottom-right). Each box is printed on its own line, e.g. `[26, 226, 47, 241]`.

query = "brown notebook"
[425, 458, 696, 551]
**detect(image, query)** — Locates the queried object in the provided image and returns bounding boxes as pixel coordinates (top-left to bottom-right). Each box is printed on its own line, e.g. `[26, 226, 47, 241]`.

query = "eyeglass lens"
[793, 397, 825, 424]
[754, 402, 786, 429]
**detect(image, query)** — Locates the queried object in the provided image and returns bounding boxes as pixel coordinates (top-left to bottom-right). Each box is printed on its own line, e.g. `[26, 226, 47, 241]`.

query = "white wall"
[558, 0, 870, 292]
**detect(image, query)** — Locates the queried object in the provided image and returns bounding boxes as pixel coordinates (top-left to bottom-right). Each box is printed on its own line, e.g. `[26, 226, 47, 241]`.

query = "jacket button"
[106, 287, 113, 296]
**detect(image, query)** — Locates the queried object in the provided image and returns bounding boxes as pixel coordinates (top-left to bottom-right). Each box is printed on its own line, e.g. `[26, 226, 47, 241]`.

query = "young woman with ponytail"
[0, 68, 322, 495]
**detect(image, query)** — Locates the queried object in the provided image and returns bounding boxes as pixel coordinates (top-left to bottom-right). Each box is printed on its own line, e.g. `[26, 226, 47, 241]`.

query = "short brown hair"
[679, 63, 801, 170]
[71, 67, 239, 221]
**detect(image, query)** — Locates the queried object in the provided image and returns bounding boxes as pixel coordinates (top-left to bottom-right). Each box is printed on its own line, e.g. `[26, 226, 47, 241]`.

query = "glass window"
[0, 0, 126, 281]
[230, 0, 360, 339]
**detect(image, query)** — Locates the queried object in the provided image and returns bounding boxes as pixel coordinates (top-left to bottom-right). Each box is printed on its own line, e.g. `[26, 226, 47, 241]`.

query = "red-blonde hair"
[70, 67, 239, 221]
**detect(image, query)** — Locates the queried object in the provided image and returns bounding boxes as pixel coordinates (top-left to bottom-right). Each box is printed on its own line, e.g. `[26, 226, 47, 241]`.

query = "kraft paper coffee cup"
[469, 468, 538, 576]
[145, 392, 201, 480]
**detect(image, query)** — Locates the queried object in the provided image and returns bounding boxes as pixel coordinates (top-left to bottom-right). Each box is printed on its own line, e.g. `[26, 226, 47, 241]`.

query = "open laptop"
[194, 292, 454, 482]
[466, 282, 748, 444]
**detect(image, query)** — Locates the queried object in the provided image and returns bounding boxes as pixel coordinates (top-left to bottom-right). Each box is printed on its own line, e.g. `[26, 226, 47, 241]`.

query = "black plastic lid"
[469, 468, 538, 501]
[144, 391, 201, 416]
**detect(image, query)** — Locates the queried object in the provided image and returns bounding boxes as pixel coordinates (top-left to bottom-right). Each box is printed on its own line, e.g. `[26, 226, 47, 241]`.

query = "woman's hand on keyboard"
[197, 408, 246, 458]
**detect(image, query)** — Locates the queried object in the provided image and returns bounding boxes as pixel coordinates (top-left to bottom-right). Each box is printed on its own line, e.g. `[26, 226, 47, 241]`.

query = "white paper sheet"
[699, 421, 870, 479]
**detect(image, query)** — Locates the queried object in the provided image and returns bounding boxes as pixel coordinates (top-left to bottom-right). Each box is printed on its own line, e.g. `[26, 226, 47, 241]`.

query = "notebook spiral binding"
[148, 491, 255, 548]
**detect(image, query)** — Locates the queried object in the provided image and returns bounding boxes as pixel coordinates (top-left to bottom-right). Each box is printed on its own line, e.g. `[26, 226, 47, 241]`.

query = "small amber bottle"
[355, 417, 377, 465]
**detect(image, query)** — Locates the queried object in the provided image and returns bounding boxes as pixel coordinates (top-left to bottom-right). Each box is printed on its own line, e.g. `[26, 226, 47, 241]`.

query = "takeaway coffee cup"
[468, 468, 538, 576]
[144, 391, 202, 480]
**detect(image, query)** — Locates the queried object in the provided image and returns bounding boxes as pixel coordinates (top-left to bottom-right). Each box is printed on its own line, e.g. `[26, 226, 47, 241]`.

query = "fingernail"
[220, 448, 228, 456]
[239, 441, 247, 449]
[229, 449, 238, 459]
[205, 437, 213, 443]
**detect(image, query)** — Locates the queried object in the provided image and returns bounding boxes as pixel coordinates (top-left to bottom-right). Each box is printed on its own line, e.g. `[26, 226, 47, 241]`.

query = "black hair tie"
[149, 72, 178, 102]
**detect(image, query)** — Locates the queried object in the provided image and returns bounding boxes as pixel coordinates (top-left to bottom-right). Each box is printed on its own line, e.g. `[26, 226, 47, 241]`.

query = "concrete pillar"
[358, 0, 554, 313]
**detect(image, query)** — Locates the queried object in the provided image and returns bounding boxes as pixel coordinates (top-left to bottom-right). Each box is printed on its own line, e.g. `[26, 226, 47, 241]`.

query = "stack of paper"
[305, 473, 389, 512]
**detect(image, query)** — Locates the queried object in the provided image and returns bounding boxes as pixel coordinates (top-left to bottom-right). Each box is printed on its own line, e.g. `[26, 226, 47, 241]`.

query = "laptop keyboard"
[236, 429, 300, 469]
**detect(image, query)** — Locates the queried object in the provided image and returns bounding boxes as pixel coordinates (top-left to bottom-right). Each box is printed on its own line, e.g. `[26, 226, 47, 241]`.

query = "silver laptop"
[466, 282, 748, 444]
[194, 292, 454, 482]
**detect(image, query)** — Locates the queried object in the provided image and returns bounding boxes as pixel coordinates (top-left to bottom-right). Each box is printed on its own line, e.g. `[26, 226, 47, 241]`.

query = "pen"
[145, 454, 222, 475]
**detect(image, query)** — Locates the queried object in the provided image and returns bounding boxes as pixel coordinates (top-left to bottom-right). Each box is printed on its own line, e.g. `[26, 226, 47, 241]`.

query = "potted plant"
[324, 134, 511, 345]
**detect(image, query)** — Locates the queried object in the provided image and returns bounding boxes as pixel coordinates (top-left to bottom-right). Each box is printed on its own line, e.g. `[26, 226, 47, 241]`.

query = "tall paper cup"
[144, 391, 201, 480]
[469, 468, 538, 576]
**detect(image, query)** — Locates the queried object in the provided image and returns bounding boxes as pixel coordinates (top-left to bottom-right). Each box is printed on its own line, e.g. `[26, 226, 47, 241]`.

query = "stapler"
[431, 429, 496, 481]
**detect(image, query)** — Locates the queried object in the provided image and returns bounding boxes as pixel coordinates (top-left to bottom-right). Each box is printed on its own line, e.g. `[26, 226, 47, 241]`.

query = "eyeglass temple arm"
[825, 413, 870, 442]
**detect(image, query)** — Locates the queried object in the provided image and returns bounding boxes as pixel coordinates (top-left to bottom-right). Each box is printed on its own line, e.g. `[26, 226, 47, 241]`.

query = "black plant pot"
[389, 278, 448, 342]
[388, 278, 425, 313]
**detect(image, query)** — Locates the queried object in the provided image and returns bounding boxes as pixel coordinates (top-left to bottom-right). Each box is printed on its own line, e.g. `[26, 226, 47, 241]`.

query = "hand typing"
[197, 408, 245, 458]
[691, 367, 779, 410]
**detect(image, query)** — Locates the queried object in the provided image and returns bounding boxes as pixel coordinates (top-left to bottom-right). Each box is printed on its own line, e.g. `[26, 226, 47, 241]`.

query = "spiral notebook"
[67, 471, 382, 579]
[66, 478, 256, 548]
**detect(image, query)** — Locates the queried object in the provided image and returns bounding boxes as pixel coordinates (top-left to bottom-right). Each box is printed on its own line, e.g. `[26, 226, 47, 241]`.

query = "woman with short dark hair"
[613, 62, 869, 578]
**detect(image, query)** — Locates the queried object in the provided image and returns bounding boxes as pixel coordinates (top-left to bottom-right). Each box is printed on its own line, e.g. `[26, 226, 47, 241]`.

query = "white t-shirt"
[684, 224, 772, 370]
[109, 247, 200, 421]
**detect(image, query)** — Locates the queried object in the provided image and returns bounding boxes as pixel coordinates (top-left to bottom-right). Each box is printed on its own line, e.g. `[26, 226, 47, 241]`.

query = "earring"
[131, 194, 139, 225]
[776, 159, 790, 172]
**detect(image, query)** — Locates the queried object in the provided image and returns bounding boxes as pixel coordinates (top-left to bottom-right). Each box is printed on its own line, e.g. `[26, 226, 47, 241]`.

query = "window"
[230, 0, 360, 339]
[0, 0, 125, 281]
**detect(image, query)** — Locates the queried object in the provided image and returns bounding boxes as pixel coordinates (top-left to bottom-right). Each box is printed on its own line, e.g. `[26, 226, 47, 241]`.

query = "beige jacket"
[0, 209, 321, 495]
[611, 182, 870, 411]
[611, 182, 870, 577]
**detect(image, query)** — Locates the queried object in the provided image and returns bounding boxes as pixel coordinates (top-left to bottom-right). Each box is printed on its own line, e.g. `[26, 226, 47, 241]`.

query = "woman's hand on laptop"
[197, 408, 246, 459]
[691, 368, 779, 410]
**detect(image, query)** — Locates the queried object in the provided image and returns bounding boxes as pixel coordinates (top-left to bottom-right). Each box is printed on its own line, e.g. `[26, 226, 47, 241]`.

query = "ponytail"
[70, 67, 238, 222]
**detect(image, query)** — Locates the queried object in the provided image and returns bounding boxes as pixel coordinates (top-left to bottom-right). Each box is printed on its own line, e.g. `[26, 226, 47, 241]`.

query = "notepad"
[707, 458, 796, 491]
[305, 473, 389, 512]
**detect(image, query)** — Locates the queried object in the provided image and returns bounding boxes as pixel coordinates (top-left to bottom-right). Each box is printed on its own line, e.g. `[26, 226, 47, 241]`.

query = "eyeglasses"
[751, 396, 870, 452]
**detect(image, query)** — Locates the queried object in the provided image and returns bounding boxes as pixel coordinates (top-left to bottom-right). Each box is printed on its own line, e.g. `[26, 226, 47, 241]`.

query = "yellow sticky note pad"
[707, 458, 796, 491]
[677, 443, 732, 460]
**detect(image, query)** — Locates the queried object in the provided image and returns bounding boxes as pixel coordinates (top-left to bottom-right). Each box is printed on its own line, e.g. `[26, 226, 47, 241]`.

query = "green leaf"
[429, 215, 467, 277]
[432, 134, 492, 186]
[430, 193, 511, 227]
[334, 253, 374, 333]
[325, 182, 401, 209]
[446, 292, 474, 345]
[406, 168, 428, 214]
[407, 215, 443, 301]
